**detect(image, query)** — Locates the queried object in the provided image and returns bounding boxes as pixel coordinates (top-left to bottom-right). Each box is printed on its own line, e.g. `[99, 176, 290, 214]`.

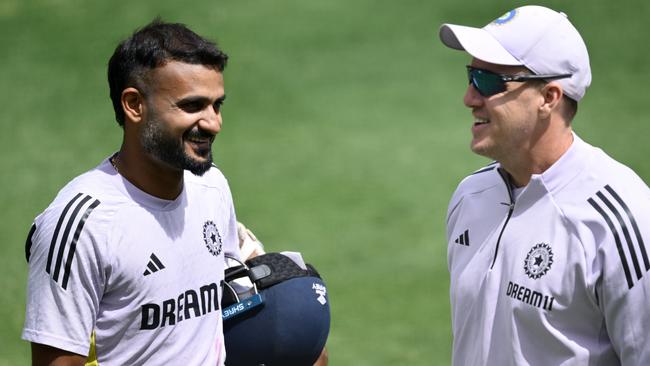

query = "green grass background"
[1, 0, 649, 364]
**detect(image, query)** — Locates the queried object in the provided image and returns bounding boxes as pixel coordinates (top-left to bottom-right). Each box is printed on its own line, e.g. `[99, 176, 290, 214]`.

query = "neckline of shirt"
[532, 132, 590, 193]
[104, 156, 185, 211]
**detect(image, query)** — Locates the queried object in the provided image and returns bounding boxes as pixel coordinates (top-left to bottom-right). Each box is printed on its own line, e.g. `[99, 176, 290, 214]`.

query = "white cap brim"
[439, 24, 522, 66]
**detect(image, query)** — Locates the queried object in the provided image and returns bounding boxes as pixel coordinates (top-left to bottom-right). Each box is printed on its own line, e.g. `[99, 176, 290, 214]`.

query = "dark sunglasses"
[466, 66, 572, 97]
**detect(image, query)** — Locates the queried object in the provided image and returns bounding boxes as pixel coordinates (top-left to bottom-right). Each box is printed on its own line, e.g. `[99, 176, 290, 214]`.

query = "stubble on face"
[470, 119, 534, 162]
[136, 61, 224, 177]
[140, 113, 214, 176]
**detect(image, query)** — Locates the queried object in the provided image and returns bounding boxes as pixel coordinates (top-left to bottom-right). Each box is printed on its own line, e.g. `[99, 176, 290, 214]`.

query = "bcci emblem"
[493, 9, 517, 25]
[203, 220, 222, 256]
[524, 243, 554, 279]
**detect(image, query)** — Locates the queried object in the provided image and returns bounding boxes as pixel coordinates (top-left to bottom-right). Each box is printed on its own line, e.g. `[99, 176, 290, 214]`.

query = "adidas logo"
[143, 253, 165, 276]
[454, 230, 470, 246]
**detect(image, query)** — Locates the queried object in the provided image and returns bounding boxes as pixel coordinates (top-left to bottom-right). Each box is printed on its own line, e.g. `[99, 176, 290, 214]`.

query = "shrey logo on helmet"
[313, 283, 327, 305]
[203, 220, 222, 256]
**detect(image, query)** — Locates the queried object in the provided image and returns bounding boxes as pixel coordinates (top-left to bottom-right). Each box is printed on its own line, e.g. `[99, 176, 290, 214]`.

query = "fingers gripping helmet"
[221, 252, 330, 366]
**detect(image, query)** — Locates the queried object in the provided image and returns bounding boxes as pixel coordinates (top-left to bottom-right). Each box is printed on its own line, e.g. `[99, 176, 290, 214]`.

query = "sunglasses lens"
[467, 68, 506, 97]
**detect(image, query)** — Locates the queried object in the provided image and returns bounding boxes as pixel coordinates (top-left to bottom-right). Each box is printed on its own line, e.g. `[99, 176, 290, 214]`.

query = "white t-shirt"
[23, 157, 240, 365]
[447, 134, 650, 365]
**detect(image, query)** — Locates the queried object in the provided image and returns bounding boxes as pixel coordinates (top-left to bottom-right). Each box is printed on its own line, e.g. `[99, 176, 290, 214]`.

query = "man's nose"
[463, 83, 483, 109]
[199, 106, 222, 135]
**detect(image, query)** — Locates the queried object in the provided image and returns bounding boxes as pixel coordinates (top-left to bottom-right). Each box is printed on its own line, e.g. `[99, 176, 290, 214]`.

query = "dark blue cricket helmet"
[221, 252, 330, 366]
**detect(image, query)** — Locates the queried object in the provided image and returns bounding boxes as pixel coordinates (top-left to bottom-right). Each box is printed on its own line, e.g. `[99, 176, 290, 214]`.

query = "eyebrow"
[176, 94, 226, 106]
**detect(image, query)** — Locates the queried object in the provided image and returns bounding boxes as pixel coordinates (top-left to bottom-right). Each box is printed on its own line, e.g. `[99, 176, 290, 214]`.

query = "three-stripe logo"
[46, 193, 101, 290]
[455, 229, 470, 246]
[144, 254, 165, 276]
[588, 185, 648, 289]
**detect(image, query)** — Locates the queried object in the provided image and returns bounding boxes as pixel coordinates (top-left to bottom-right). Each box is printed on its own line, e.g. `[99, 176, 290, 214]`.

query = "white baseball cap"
[439, 5, 591, 101]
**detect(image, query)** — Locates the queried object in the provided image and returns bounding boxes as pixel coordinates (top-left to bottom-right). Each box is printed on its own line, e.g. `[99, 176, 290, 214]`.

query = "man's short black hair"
[107, 19, 228, 126]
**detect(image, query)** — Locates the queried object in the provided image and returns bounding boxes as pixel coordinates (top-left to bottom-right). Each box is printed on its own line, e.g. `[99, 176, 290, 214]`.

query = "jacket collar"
[531, 132, 592, 194]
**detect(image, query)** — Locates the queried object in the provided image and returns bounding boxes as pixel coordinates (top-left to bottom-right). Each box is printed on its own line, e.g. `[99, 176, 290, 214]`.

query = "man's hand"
[237, 222, 265, 260]
[314, 347, 329, 366]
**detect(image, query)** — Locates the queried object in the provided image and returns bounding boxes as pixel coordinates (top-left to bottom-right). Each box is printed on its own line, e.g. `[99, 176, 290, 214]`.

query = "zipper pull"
[500, 202, 514, 209]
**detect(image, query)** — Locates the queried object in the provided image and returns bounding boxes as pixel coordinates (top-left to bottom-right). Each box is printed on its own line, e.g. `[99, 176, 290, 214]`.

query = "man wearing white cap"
[440, 5, 650, 365]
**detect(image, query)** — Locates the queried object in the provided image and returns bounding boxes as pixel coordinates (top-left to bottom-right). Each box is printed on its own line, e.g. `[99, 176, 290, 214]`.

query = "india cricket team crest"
[493, 9, 517, 25]
[524, 243, 554, 279]
[203, 220, 222, 256]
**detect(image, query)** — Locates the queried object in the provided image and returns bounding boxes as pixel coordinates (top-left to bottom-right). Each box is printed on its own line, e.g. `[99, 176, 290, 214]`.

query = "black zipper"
[490, 168, 516, 269]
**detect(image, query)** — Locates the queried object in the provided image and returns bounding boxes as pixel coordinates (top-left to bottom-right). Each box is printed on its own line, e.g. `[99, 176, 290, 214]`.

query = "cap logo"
[492, 9, 517, 25]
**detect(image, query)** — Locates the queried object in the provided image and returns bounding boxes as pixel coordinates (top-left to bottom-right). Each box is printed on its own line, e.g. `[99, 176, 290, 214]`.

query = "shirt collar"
[530, 132, 592, 194]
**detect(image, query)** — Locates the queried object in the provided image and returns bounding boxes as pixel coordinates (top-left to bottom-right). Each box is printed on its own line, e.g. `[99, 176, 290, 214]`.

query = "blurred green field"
[1, 0, 649, 364]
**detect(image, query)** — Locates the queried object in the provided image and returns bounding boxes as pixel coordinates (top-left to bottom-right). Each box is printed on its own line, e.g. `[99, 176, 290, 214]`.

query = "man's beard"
[140, 117, 214, 176]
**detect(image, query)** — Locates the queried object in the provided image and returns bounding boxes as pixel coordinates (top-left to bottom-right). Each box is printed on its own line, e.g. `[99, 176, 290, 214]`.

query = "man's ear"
[538, 82, 563, 119]
[121, 87, 145, 123]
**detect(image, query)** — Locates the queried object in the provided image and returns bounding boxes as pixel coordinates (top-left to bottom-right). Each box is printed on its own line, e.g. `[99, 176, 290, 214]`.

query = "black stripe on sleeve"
[47, 193, 83, 273]
[596, 191, 643, 280]
[588, 197, 634, 289]
[61, 199, 100, 290]
[52, 195, 92, 282]
[605, 185, 650, 271]
[25, 224, 36, 263]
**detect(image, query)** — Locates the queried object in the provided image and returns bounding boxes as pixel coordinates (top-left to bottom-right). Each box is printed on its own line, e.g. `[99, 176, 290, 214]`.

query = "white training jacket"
[446, 134, 650, 366]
